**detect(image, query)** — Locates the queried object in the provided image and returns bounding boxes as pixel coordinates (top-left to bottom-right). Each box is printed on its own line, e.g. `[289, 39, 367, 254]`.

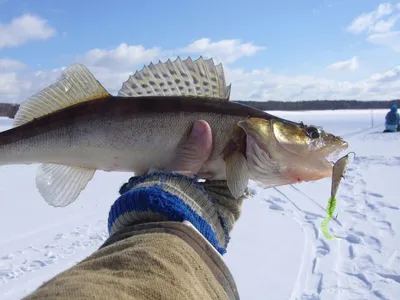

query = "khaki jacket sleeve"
[24, 222, 240, 300]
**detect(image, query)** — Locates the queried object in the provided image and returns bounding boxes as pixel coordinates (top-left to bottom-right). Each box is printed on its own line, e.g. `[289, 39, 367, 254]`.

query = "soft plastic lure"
[321, 153, 353, 240]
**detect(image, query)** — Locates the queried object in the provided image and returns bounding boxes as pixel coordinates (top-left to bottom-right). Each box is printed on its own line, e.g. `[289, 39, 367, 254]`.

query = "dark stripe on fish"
[0, 96, 299, 146]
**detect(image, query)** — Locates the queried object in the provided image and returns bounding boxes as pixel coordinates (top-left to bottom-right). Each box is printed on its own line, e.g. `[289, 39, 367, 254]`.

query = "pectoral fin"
[224, 151, 249, 199]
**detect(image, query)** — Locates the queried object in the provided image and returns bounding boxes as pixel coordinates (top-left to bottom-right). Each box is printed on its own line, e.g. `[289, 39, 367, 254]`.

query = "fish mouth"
[314, 136, 348, 166]
[308, 139, 349, 181]
[318, 138, 349, 162]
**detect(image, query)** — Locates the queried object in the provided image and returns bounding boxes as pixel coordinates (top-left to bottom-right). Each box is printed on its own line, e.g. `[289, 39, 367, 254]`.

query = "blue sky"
[0, 0, 399, 102]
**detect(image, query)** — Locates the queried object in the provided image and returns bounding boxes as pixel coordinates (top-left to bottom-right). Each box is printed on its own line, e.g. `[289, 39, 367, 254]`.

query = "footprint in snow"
[377, 201, 399, 210]
[54, 233, 67, 240]
[345, 233, 382, 256]
[267, 196, 287, 203]
[339, 194, 355, 203]
[0, 222, 108, 285]
[368, 192, 383, 198]
[268, 203, 284, 211]
[29, 260, 47, 270]
[365, 201, 378, 212]
[344, 272, 372, 290]
[89, 232, 108, 242]
[299, 293, 320, 300]
[304, 211, 324, 219]
[345, 234, 362, 244]
[373, 290, 390, 300]
[348, 245, 355, 259]
[315, 239, 330, 257]
[1, 254, 13, 260]
[342, 182, 353, 188]
[345, 210, 367, 220]
[349, 228, 365, 236]
[363, 236, 382, 252]
[355, 176, 366, 185]
[359, 254, 375, 266]
[264, 196, 286, 211]
[372, 220, 394, 234]
[377, 273, 400, 284]
[340, 254, 375, 274]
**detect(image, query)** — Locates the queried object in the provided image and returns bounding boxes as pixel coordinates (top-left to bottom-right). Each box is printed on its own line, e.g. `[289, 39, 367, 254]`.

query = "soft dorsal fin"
[118, 56, 231, 100]
[13, 63, 110, 127]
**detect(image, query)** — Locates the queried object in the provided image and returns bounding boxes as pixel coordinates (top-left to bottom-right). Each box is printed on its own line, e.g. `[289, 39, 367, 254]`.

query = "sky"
[0, 0, 399, 102]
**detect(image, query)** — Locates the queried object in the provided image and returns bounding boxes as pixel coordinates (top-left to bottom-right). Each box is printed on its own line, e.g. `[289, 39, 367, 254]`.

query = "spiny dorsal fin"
[13, 63, 110, 127]
[118, 56, 231, 100]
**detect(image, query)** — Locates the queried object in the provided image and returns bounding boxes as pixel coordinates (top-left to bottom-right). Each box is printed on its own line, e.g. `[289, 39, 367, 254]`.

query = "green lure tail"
[321, 196, 339, 240]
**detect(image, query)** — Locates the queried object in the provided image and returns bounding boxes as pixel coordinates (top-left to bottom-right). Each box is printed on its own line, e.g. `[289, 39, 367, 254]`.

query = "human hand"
[164, 120, 213, 176]
[115, 119, 247, 254]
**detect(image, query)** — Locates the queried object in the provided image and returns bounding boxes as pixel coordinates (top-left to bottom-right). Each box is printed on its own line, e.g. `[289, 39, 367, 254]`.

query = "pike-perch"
[0, 57, 348, 207]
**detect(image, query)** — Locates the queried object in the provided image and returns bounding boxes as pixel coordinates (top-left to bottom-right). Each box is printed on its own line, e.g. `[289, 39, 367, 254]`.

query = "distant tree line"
[233, 99, 400, 111]
[0, 99, 399, 119]
[0, 103, 19, 118]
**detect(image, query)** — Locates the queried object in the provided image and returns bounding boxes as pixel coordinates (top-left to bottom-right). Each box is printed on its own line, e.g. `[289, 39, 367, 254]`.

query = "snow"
[1, 109, 399, 300]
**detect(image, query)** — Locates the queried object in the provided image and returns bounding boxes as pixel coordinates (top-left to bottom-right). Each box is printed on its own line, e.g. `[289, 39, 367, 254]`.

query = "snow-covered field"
[0, 109, 399, 300]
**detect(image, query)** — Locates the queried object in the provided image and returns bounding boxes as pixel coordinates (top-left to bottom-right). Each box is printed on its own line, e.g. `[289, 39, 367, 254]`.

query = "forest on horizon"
[0, 99, 398, 118]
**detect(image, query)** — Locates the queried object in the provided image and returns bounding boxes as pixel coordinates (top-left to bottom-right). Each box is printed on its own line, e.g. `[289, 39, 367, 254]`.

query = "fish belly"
[0, 112, 243, 178]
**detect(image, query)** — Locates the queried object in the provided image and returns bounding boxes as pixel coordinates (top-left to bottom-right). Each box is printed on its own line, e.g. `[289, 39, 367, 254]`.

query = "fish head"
[237, 117, 348, 186]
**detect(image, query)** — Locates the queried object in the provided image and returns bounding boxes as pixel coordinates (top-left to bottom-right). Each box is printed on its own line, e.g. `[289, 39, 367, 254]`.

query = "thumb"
[165, 120, 213, 175]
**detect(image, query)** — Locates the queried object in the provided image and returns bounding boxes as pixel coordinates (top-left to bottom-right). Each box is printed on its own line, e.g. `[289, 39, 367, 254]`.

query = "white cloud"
[76, 39, 265, 92]
[1, 39, 266, 102]
[371, 14, 400, 32]
[181, 38, 265, 63]
[1, 39, 399, 104]
[367, 30, 400, 51]
[3, 63, 400, 103]
[80, 43, 163, 71]
[80, 39, 264, 72]
[327, 56, 359, 71]
[347, 3, 393, 34]
[376, 2, 394, 16]
[347, 3, 400, 52]
[224, 65, 400, 101]
[78, 43, 166, 93]
[369, 66, 400, 82]
[0, 67, 65, 103]
[0, 58, 27, 70]
[0, 14, 56, 48]
[0, 73, 19, 96]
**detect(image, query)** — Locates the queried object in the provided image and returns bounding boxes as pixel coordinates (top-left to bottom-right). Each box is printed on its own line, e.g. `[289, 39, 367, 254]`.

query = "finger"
[165, 120, 213, 175]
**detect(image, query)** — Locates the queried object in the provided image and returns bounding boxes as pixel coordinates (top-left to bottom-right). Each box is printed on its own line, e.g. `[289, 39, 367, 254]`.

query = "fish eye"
[306, 126, 320, 139]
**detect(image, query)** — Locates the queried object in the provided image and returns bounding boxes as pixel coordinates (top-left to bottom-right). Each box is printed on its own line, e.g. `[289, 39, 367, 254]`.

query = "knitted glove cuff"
[109, 172, 230, 255]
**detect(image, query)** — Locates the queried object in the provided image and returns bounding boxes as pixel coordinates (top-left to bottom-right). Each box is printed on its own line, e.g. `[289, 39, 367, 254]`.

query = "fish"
[0, 56, 348, 207]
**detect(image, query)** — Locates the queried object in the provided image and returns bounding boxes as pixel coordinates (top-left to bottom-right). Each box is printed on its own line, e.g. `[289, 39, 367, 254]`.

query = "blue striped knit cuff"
[108, 173, 228, 255]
